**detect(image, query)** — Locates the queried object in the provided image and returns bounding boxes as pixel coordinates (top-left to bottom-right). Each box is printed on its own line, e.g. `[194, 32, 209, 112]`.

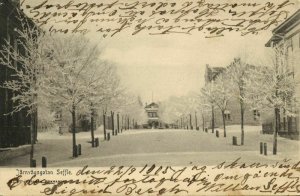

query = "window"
[253, 110, 260, 120]
[148, 112, 157, 118]
[55, 111, 62, 121]
[224, 110, 231, 120]
[224, 114, 231, 120]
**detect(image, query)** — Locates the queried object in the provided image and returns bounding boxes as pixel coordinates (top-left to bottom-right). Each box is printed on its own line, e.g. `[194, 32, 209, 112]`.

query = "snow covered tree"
[196, 97, 210, 131]
[201, 82, 217, 133]
[84, 62, 122, 145]
[0, 13, 50, 165]
[185, 92, 202, 129]
[118, 94, 147, 127]
[211, 73, 232, 137]
[245, 44, 297, 154]
[158, 95, 188, 126]
[226, 58, 250, 145]
[158, 92, 211, 130]
[45, 35, 103, 157]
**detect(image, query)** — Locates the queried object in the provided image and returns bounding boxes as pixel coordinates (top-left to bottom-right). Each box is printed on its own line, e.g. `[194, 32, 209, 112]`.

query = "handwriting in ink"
[21, 0, 294, 38]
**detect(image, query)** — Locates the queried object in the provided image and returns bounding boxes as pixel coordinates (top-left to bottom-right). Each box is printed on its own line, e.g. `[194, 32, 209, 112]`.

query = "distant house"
[145, 102, 161, 128]
[264, 9, 300, 140]
[204, 64, 261, 129]
[0, 0, 35, 147]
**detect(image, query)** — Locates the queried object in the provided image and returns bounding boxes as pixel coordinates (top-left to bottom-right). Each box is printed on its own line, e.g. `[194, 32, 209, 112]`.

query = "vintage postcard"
[0, 0, 300, 195]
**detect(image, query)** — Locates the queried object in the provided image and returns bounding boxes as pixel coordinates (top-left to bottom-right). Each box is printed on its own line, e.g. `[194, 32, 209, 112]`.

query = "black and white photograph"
[0, 0, 300, 195]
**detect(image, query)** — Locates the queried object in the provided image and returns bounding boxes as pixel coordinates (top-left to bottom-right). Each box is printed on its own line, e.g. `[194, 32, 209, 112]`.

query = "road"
[1, 126, 299, 167]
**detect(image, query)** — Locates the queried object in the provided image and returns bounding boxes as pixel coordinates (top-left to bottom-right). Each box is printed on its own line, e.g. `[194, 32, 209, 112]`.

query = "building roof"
[145, 102, 159, 109]
[266, 9, 300, 47]
[205, 64, 226, 83]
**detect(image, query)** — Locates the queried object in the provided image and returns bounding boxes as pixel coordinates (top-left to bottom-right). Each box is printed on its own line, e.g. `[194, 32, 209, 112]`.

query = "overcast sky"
[24, 0, 300, 103]
[100, 32, 272, 102]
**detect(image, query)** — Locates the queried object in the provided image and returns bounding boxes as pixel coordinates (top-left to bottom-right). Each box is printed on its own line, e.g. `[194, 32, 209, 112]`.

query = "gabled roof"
[272, 9, 300, 35]
[145, 102, 159, 109]
[266, 9, 300, 47]
[205, 65, 226, 83]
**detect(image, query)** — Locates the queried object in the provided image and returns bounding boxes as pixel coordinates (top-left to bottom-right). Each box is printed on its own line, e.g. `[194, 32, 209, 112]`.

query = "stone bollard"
[73, 145, 78, 157]
[95, 138, 99, 147]
[30, 159, 36, 168]
[42, 156, 47, 168]
[107, 133, 111, 141]
[232, 136, 237, 145]
[92, 139, 95, 147]
[78, 144, 82, 156]
[260, 142, 263, 154]
[216, 130, 219, 138]
[264, 143, 267, 156]
[205, 128, 208, 133]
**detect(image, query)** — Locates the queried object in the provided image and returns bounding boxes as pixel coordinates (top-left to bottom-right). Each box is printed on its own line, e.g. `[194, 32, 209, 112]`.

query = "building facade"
[0, 0, 33, 147]
[264, 9, 300, 140]
[204, 64, 261, 129]
[145, 102, 161, 128]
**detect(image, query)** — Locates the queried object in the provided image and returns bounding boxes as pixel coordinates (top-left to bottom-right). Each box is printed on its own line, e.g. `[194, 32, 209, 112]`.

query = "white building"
[265, 9, 300, 139]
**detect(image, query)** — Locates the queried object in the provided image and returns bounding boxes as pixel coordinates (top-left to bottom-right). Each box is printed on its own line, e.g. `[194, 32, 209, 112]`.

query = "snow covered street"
[1, 126, 299, 167]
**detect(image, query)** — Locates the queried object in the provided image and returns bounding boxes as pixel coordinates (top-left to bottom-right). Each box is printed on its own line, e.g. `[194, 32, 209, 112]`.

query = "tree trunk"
[222, 110, 226, 137]
[34, 107, 38, 143]
[122, 115, 124, 130]
[211, 105, 215, 133]
[91, 108, 95, 147]
[273, 107, 280, 155]
[71, 105, 77, 157]
[189, 114, 192, 129]
[180, 118, 183, 129]
[132, 119, 134, 129]
[124, 116, 126, 130]
[202, 114, 205, 131]
[240, 103, 245, 145]
[195, 112, 198, 129]
[29, 110, 35, 165]
[117, 113, 120, 133]
[111, 111, 114, 134]
[103, 112, 106, 140]
[127, 117, 130, 129]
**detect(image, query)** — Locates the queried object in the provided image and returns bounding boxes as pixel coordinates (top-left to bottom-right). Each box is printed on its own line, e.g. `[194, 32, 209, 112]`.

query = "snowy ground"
[0, 125, 299, 167]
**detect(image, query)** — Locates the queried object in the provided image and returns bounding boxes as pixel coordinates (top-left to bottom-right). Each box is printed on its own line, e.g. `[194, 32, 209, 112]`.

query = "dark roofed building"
[0, 0, 35, 147]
